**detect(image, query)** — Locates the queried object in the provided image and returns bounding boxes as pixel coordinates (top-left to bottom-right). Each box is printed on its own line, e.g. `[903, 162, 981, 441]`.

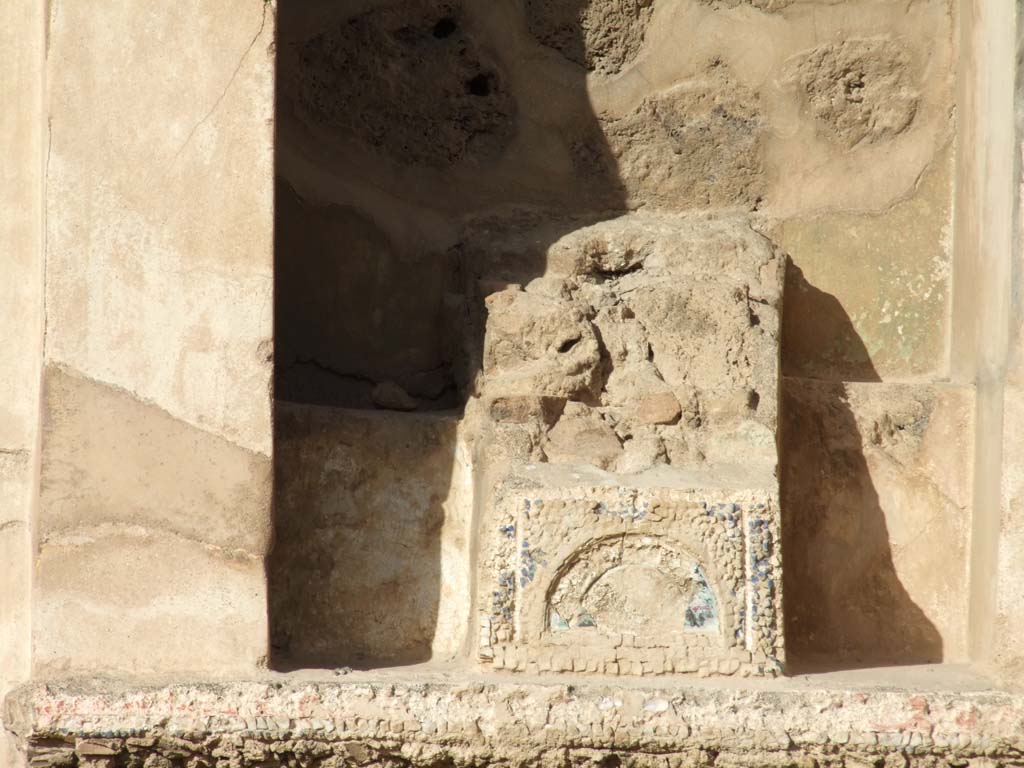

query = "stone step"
[5, 667, 1011, 768]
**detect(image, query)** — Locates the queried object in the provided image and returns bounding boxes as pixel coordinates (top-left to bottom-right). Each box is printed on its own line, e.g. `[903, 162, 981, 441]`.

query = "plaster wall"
[33, 0, 277, 676]
[0, 0, 44, 765]
[992, 2, 1024, 680]
[948, 0, 1015, 672]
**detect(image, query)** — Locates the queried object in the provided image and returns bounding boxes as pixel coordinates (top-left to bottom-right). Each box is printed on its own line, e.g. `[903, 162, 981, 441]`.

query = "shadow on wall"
[268, 0, 629, 670]
[780, 264, 942, 671]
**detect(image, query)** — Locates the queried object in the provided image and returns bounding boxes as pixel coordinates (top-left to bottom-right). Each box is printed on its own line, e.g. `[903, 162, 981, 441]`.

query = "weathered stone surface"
[526, 0, 656, 75]
[635, 391, 683, 425]
[270, 403, 473, 668]
[488, 396, 567, 426]
[370, 381, 419, 412]
[779, 148, 952, 380]
[34, 0, 276, 679]
[34, 533, 266, 678]
[544, 405, 624, 469]
[0, 6, 41, 454]
[593, 62, 766, 210]
[698, 0, 843, 13]
[995, 386, 1024, 678]
[287, 0, 513, 166]
[465, 213, 783, 474]
[482, 287, 604, 402]
[781, 379, 972, 667]
[0, 452, 31, 768]
[1, 1, 42, 763]
[33, 369, 272, 677]
[787, 38, 919, 148]
[6, 673, 1021, 768]
[43, 0, 274, 456]
[31, 366, 272, 671]
[39, 366, 272, 557]
[681, 0, 952, 220]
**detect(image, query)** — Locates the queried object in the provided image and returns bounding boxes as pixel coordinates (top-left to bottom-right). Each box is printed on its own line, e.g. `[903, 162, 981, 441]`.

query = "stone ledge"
[3, 667, 1021, 767]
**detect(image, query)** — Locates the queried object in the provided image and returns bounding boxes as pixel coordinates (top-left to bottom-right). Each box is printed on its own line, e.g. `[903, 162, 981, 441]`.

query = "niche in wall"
[268, 0, 528, 669]
[267, 0, 638, 669]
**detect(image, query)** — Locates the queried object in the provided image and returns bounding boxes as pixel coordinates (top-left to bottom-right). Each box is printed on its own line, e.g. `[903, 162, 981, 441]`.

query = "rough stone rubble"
[6, 677, 1023, 768]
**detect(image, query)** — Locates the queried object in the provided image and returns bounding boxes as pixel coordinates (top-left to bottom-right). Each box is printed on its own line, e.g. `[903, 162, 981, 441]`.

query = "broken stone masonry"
[3, 0, 1024, 766]
[468, 216, 785, 678]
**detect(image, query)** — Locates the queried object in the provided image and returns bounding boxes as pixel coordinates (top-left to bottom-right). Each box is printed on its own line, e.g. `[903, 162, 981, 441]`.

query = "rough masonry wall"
[8, 675, 1023, 768]
[35, 0, 276, 676]
[273, 0, 792, 672]
[0, 2, 993, 762]
[275, 0, 964, 671]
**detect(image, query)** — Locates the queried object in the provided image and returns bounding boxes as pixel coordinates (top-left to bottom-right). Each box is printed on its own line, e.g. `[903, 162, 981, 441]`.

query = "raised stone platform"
[464, 212, 787, 679]
[5, 666, 1020, 767]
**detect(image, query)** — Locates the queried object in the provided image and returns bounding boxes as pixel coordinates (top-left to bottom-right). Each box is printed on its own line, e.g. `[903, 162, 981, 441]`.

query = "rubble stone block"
[526, 0, 656, 75]
[286, 0, 514, 166]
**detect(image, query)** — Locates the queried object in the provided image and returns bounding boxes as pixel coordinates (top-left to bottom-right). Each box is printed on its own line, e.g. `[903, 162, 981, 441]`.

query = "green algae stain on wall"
[779, 147, 952, 381]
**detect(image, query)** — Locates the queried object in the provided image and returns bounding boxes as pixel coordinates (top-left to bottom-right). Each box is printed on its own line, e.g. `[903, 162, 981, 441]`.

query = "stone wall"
[32, 0, 276, 677]
[7, 2, 1024, 764]
[272, 0, 965, 673]
[991, 0, 1024, 680]
[270, 404, 474, 667]
[6, 674, 1020, 768]
[6, 0, 1024, 762]
[0, 1, 43, 765]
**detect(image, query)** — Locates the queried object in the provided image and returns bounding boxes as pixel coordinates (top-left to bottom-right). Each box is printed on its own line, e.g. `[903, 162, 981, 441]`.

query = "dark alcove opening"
[268, 0, 629, 670]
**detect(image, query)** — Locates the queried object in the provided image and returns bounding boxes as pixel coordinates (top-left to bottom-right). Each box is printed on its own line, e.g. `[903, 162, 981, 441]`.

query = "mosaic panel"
[478, 484, 783, 676]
